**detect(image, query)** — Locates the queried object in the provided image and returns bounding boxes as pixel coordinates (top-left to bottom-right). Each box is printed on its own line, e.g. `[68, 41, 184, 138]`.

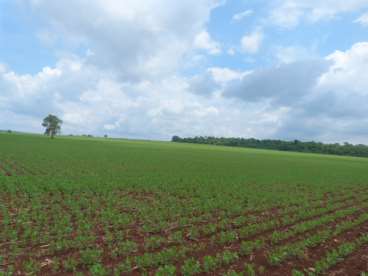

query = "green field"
[1, 133, 368, 275]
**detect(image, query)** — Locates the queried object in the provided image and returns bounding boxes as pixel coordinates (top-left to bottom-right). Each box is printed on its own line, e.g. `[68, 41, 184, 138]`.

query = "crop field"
[1, 133, 368, 275]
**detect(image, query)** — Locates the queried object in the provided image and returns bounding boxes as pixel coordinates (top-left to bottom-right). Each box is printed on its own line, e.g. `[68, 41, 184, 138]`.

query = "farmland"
[1, 133, 368, 275]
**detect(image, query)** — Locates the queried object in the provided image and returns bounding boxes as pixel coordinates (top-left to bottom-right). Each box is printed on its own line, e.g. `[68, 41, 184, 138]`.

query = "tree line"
[172, 136, 368, 158]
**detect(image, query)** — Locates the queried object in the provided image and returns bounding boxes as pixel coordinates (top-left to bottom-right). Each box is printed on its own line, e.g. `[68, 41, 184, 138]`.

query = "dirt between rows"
[133, 190, 367, 242]
[2, 190, 368, 275]
[0, 162, 12, 176]
[0, 159, 45, 176]
[120, 209, 368, 276]
[107, 199, 368, 275]
[7, 186, 362, 235]
[78, 200, 368, 274]
[116, 194, 368, 264]
[211, 204, 366, 274]
[327, 244, 368, 275]
[258, 216, 368, 275]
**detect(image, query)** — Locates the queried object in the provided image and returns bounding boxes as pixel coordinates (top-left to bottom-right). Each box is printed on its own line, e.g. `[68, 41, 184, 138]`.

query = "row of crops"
[1, 133, 368, 275]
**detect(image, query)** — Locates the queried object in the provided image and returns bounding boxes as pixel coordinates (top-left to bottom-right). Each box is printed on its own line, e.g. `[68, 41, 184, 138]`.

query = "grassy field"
[1, 133, 368, 275]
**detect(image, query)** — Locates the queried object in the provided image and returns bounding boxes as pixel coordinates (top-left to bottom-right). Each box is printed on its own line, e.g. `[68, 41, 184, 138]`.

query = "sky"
[1, 0, 368, 143]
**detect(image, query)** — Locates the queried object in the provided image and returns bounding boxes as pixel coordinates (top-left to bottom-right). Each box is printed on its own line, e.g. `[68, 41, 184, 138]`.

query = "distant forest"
[172, 136, 368, 158]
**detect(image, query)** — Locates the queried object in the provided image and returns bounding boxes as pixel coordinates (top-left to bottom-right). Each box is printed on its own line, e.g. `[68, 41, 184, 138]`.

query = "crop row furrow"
[112, 200, 368, 274]
[195, 204, 368, 275]
[132, 188, 366, 237]
[324, 243, 368, 276]
[265, 211, 368, 275]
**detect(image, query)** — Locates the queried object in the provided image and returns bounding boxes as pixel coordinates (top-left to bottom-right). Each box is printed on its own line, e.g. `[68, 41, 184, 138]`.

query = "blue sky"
[0, 1, 53, 73]
[1, 0, 368, 143]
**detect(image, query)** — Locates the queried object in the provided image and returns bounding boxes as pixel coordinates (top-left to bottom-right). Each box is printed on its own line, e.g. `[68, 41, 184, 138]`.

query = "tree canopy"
[172, 136, 368, 158]
[42, 114, 63, 138]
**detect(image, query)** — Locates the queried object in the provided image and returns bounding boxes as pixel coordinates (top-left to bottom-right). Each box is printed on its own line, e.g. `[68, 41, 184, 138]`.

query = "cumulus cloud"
[241, 29, 263, 54]
[19, 0, 223, 81]
[275, 46, 317, 64]
[2, 0, 251, 139]
[3, 1, 368, 144]
[1, 55, 284, 139]
[188, 67, 250, 96]
[354, 12, 368, 26]
[227, 48, 236, 56]
[224, 60, 329, 104]
[232, 10, 253, 22]
[270, 0, 368, 28]
[193, 31, 222, 55]
[208, 67, 250, 84]
[223, 42, 368, 143]
[318, 42, 368, 97]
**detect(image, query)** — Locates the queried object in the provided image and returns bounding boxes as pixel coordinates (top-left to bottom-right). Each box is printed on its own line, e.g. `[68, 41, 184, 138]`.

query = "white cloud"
[354, 12, 368, 26]
[194, 31, 222, 55]
[275, 46, 317, 64]
[1, 56, 282, 139]
[224, 42, 368, 143]
[241, 29, 263, 54]
[3, 39, 368, 142]
[281, 43, 368, 142]
[0, 64, 8, 74]
[270, 0, 368, 28]
[225, 60, 329, 104]
[232, 10, 253, 22]
[4, 1, 368, 144]
[318, 42, 368, 95]
[208, 67, 250, 84]
[20, 0, 223, 81]
[227, 48, 236, 56]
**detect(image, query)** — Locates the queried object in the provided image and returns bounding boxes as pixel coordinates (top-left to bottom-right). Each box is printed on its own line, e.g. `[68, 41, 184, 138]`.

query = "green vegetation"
[172, 135, 368, 158]
[1, 132, 368, 275]
[42, 114, 63, 139]
[313, 234, 368, 274]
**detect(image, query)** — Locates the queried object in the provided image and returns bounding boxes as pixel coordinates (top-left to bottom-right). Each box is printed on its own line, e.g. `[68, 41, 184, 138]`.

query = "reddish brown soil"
[5, 159, 26, 175]
[264, 217, 368, 275]
[214, 205, 368, 275]
[144, 192, 364, 239]
[327, 245, 368, 276]
[152, 188, 368, 237]
[0, 159, 45, 176]
[0, 163, 12, 176]
[3, 190, 368, 276]
[133, 197, 368, 275]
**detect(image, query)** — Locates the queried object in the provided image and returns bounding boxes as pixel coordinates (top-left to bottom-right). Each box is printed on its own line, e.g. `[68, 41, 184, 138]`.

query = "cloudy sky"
[1, 0, 368, 143]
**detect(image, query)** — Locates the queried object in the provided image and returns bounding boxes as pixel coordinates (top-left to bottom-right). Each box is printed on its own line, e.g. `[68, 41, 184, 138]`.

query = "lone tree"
[42, 114, 62, 139]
